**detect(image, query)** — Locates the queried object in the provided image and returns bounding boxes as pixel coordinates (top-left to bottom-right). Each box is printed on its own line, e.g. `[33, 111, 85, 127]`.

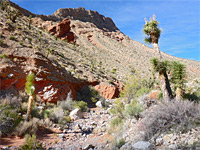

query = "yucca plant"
[170, 61, 186, 100]
[151, 58, 173, 101]
[25, 72, 35, 121]
[143, 14, 162, 58]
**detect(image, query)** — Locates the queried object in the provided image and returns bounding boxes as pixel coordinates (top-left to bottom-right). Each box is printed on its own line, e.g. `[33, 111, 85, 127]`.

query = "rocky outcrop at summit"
[48, 18, 75, 43]
[52, 7, 118, 32]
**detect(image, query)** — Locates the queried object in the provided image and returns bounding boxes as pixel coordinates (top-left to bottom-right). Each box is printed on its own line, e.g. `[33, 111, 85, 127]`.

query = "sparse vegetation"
[0, 54, 8, 58]
[16, 118, 39, 136]
[142, 100, 200, 139]
[9, 35, 17, 41]
[75, 101, 88, 112]
[0, 39, 5, 46]
[20, 134, 45, 150]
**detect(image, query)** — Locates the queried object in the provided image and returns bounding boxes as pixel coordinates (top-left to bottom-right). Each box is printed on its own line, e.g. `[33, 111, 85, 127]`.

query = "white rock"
[96, 101, 103, 108]
[69, 108, 83, 120]
[132, 141, 152, 150]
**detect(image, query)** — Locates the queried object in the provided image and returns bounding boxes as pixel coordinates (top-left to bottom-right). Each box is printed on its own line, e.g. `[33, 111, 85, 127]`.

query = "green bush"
[114, 138, 126, 149]
[0, 54, 8, 58]
[75, 101, 88, 112]
[110, 117, 123, 128]
[0, 39, 4, 46]
[125, 99, 143, 119]
[9, 35, 16, 41]
[0, 105, 22, 135]
[20, 134, 45, 150]
[43, 109, 50, 119]
[120, 73, 153, 103]
[110, 99, 125, 118]
[19, 41, 24, 46]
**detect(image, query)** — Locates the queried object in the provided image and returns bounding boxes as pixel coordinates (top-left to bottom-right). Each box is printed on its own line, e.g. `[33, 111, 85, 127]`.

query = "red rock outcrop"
[48, 18, 76, 43]
[0, 55, 82, 103]
[94, 83, 120, 99]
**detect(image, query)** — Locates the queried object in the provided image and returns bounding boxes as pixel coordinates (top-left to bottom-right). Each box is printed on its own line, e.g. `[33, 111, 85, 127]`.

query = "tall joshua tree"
[170, 61, 186, 100]
[25, 72, 35, 121]
[151, 58, 173, 101]
[143, 14, 162, 58]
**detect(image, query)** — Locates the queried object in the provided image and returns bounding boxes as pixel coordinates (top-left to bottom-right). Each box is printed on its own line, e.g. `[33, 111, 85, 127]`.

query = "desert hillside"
[1, 1, 200, 150]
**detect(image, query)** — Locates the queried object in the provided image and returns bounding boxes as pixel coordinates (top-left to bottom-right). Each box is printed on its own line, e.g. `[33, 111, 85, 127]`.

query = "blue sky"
[12, 0, 200, 61]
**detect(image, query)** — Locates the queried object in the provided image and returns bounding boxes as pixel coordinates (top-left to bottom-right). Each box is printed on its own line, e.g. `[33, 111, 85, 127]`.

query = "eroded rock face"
[48, 18, 76, 43]
[0, 55, 121, 103]
[0, 55, 82, 103]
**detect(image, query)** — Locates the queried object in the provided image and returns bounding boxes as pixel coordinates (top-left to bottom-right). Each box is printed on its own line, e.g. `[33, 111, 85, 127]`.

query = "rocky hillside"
[0, 1, 200, 103]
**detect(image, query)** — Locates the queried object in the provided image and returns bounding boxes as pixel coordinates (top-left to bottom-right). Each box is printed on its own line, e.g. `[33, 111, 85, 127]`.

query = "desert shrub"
[120, 73, 153, 103]
[0, 39, 5, 46]
[49, 107, 65, 123]
[43, 109, 50, 119]
[19, 41, 24, 46]
[184, 92, 200, 102]
[110, 117, 123, 128]
[0, 95, 22, 108]
[20, 134, 45, 150]
[124, 99, 143, 119]
[0, 54, 8, 58]
[31, 106, 43, 119]
[16, 118, 39, 136]
[110, 99, 125, 118]
[75, 101, 88, 112]
[9, 35, 16, 41]
[0, 105, 22, 135]
[142, 100, 200, 139]
[57, 92, 75, 111]
[58, 115, 71, 124]
[39, 118, 53, 128]
[113, 138, 126, 149]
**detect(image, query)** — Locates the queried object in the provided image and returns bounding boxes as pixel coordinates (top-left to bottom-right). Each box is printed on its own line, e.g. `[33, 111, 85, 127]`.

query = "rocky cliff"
[52, 7, 119, 32]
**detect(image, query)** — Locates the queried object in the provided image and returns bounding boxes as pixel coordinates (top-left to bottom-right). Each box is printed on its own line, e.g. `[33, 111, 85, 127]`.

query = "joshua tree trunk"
[152, 42, 162, 59]
[159, 72, 173, 101]
[176, 87, 183, 101]
[25, 95, 34, 121]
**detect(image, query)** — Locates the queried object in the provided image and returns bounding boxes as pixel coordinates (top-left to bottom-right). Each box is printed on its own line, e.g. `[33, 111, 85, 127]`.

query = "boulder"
[69, 108, 83, 120]
[57, 18, 70, 37]
[94, 83, 120, 99]
[96, 101, 103, 108]
[48, 25, 57, 35]
[47, 18, 76, 43]
[132, 141, 152, 150]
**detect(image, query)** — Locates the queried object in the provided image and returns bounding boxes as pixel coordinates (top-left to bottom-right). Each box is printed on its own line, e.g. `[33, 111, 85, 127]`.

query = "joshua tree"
[25, 72, 35, 121]
[28, 15, 32, 29]
[143, 14, 162, 58]
[151, 58, 173, 101]
[170, 61, 186, 100]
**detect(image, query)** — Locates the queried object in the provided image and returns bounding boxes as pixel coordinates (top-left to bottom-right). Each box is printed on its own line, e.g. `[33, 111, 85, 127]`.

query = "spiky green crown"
[170, 61, 186, 88]
[143, 20, 161, 44]
[25, 72, 35, 95]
